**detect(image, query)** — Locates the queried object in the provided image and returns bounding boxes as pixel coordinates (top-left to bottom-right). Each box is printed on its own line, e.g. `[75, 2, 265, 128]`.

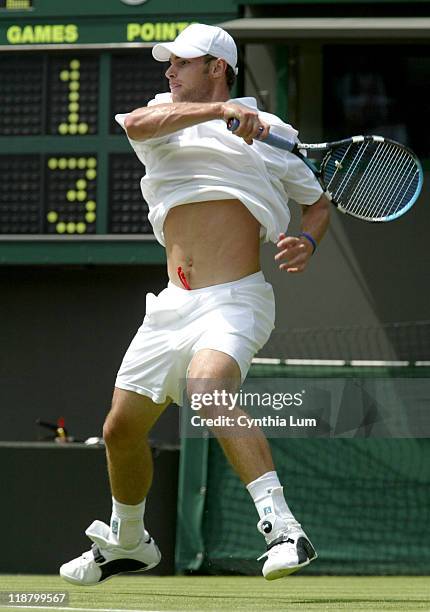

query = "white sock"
[109, 497, 146, 549]
[246, 471, 295, 522]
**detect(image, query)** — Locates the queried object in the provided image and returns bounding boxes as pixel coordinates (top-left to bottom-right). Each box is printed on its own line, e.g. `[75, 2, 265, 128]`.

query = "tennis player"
[60, 23, 330, 585]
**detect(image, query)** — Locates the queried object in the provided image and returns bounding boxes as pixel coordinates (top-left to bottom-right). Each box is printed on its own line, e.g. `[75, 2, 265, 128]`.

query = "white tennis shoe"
[59, 520, 161, 585]
[257, 515, 317, 580]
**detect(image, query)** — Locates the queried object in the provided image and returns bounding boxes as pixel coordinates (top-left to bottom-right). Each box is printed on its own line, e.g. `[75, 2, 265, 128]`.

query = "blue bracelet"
[299, 232, 317, 254]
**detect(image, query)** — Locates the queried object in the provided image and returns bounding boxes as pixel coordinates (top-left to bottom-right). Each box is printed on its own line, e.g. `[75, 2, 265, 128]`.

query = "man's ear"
[211, 58, 228, 80]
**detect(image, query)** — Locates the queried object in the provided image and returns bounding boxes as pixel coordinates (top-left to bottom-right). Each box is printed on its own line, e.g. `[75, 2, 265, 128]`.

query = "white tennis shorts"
[115, 271, 275, 406]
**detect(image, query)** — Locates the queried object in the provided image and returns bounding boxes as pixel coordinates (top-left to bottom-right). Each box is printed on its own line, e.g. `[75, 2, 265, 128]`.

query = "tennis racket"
[227, 119, 423, 222]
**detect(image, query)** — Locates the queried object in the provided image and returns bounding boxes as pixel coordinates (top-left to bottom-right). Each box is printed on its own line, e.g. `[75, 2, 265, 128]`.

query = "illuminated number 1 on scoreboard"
[48, 55, 98, 136]
[57, 59, 89, 135]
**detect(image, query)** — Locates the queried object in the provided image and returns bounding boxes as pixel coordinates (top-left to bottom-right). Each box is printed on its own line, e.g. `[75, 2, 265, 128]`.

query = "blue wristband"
[299, 232, 317, 254]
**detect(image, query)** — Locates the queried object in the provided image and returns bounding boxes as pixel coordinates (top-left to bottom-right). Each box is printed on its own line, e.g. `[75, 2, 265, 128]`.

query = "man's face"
[165, 55, 215, 103]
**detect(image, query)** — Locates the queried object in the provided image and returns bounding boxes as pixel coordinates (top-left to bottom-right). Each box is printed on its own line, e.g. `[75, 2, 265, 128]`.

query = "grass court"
[0, 575, 429, 611]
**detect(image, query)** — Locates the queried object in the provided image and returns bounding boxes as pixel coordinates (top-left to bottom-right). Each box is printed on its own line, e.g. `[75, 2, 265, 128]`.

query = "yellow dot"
[66, 222, 76, 234]
[67, 158, 77, 169]
[78, 123, 89, 135]
[69, 81, 80, 91]
[76, 179, 87, 190]
[85, 211, 96, 223]
[60, 70, 70, 81]
[69, 70, 80, 81]
[70, 59, 80, 70]
[58, 123, 68, 135]
[76, 222, 86, 234]
[68, 123, 78, 135]
[58, 158, 68, 170]
[86, 169, 96, 180]
[77, 190, 87, 201]
[87, 157, 97, 169]
[69, 92, 80, 102]
[56, 222, 66, 234]
[86, 200, 96, 212]
[67, 190, 77, 202]
[77, 157, 87, 169]
[69, 102, 79, 113]
[48, 158, 58, 170]
[47, 211, 58, 223]
[68, 113, 79, 124]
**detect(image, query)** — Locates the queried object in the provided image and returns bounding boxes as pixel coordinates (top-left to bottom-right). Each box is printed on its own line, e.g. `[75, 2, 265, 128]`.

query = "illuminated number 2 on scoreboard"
[46, 156, 97, 234]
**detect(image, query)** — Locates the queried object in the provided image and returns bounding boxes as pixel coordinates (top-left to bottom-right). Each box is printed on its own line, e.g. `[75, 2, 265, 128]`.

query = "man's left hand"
[275, 233, 313, 273]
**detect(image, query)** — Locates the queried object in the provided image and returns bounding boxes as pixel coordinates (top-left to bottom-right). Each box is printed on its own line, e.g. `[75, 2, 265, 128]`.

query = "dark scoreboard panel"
[0, 50, 167, 237]
[111, 53, 170, 136]
[0, 54, 98, 136]
[110, 153, 152, 234]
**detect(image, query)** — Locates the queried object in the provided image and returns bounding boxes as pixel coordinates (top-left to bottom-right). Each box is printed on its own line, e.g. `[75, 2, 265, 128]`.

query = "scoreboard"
[0, 51, 166, 237]
[0, 0, 238, 264]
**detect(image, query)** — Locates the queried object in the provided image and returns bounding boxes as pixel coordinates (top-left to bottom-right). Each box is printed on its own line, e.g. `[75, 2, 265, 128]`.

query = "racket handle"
[227, 118, 296, 152]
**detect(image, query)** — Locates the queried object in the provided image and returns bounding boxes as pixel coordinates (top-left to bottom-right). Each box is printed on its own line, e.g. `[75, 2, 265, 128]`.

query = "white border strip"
[252, 358, 424, 367]
[284, 359, 346, 366]
[349, 360, 410, 367]
[252, 357, 281, 365]
[253, 358, 348, 366]
[1, 606, 163, 612]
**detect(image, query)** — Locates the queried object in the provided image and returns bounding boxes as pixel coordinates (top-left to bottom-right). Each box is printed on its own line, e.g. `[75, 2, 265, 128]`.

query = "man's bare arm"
[124, 102, 222, 140]
[124, 102, 270, 143]
[275, 193, 331, 273]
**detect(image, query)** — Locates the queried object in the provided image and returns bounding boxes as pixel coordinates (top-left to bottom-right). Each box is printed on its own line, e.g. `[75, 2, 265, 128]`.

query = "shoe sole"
[263, 553, 318, 581]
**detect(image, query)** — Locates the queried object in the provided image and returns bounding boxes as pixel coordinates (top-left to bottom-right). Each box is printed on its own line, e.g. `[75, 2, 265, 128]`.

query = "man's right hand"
[221, 102, 270, 145]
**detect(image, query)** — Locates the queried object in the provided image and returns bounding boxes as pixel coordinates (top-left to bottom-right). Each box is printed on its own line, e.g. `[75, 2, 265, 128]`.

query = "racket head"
[320, 136, 423, 222]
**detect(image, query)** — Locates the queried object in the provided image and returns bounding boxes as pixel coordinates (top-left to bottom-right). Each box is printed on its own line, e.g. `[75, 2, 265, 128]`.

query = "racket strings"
[324, 142, 373, 206]
[370, 148, 419, 218]
[347, 142, 402, 217]
[327, 141, 392, 213]
[331, 142, 377, 206]
[349, 143, 417, 218]
[324, 140, 420, 220]
[346, 143, 396, 215]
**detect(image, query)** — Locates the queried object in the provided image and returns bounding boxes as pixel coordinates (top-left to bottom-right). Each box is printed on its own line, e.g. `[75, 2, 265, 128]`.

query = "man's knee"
[187, 349, 241, 406]
[103, 388, 169, 450]
[188, 348, 241, 382]
[103, 411, 144, 451]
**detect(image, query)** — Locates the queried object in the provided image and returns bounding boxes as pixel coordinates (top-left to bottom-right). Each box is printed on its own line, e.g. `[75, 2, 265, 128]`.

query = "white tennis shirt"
[115, 94, 322, 246]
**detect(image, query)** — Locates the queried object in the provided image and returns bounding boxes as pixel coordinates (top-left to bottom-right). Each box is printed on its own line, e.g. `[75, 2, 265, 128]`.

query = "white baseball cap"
[152, 23, 238, 75]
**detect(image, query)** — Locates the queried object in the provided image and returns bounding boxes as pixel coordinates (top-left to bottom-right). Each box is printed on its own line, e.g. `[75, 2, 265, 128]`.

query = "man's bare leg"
[186, 348, 274, 483]
[186, 348, 317, 580]
[103, 388, 171, 504]
[60, 388, 170, 585]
